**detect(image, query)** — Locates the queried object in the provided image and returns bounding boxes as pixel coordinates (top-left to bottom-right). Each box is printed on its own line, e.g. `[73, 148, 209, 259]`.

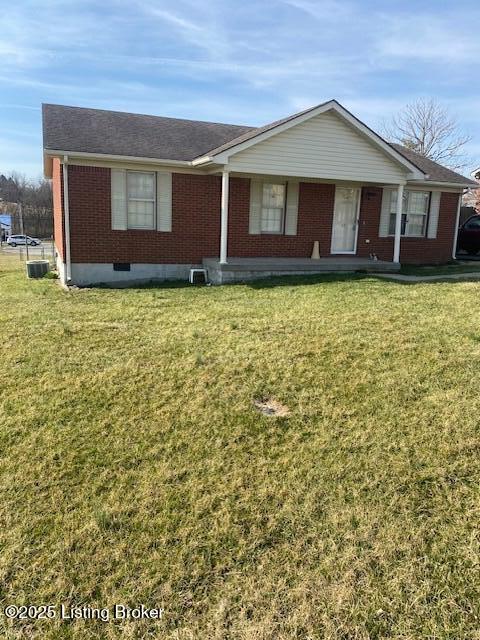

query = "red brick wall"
[68, 166, 220, 264]
[356, 187, 459, 264]
[228, 178, 335, 257]
[65, 165, 459, 265]
[52, 158, 65, 260]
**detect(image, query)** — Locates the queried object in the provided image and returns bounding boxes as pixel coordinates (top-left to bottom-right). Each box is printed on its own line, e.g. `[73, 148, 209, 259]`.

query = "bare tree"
[0, 172, 53, 237]
[382, 98, 471, 171]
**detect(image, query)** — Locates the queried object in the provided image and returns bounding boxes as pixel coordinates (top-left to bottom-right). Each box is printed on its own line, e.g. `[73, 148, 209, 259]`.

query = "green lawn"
[1, 254, 480, 639]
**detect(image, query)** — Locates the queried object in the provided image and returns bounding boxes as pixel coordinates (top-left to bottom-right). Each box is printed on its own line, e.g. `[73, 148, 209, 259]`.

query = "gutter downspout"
[62, 155, 72, 282]
[452, 190, 463, 260]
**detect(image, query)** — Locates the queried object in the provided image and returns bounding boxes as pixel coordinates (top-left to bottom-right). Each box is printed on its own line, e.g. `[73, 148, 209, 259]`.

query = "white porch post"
[220, 170, 229, 264]
[393, 184, 404, 263]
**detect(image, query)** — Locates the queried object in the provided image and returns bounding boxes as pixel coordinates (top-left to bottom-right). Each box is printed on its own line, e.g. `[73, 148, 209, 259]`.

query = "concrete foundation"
[203, 257, 400, 284]
[60, 263, 200, 287]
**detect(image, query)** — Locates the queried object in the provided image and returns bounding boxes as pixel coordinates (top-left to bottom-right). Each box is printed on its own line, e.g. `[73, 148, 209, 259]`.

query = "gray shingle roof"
[42, 104, 254, 162]
[42, 103, 477, 186]
[390, 144, 477, 186]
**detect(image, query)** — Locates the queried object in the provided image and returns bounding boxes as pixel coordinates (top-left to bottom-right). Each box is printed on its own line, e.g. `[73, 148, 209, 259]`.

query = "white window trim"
[388, 189, 431, 238]
[126, 170, 156, 230]
[260, 181, 286, 235]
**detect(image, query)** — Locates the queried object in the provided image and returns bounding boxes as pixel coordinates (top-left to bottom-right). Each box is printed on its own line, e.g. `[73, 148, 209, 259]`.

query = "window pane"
[390, 190, 408, 214]
[406, 214, 426, 236]
[389, 213, 407, 235]
[127, 172, 155, 199]
[388, 213, 396, 236]
[128, 200, 155, 228]
[408, 191, 429, 215]
[261, 207, 283, 233]
[263, 183, 285, 208]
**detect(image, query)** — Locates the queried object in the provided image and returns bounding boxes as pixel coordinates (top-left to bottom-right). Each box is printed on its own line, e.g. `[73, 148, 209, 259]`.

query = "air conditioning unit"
[26, 260, 50, 279]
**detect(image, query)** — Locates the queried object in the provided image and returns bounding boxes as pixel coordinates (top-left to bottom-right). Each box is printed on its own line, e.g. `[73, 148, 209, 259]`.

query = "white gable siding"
[227, 111, 407, 183]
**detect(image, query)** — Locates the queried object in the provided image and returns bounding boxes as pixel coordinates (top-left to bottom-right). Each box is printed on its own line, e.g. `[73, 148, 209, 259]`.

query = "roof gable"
[225, 110, 411, 183]
[196, 100, 425, 179]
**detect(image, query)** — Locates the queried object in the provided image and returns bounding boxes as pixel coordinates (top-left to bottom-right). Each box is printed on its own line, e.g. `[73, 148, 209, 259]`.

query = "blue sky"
[2, 0, 480, 177]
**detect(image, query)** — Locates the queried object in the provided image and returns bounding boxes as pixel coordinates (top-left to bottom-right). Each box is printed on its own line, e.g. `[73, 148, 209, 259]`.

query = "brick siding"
[53, 164, 459, 265]
[67, 167, 220, 264]
[356, 187, 459, 264]
[228, 179, 336, 257]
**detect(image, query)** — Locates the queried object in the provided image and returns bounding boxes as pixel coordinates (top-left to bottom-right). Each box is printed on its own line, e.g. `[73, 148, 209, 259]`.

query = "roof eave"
[191, 155, 215, 167]
[408, 179, 478, 189]
[43, 149, 194, 168]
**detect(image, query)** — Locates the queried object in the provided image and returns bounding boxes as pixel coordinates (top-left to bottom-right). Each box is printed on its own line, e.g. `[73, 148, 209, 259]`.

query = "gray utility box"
[26, 260, 50, 279]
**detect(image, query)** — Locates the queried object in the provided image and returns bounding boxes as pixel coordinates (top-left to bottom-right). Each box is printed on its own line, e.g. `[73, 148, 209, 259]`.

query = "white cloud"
[376, 13, 480, 64]
[282, 0, 357, 22]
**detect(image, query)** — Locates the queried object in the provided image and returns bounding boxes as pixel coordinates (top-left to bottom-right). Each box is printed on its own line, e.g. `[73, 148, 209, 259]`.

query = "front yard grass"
[1, 256, 480, 639]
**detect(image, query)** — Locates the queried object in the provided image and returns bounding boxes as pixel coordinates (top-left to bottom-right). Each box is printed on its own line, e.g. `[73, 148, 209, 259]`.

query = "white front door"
[331, 187, 360, 254]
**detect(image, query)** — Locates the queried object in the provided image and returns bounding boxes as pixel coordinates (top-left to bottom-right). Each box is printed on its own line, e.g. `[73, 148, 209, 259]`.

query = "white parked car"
[6, 235, 41, 247]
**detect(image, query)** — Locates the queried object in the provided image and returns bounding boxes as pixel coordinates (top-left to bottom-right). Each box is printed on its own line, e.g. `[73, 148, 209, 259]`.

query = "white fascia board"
[196, 100, 426, 179]
[44, 149, 192, 167]
[407, 180, 477, 190]
[191, 156, 215, 167]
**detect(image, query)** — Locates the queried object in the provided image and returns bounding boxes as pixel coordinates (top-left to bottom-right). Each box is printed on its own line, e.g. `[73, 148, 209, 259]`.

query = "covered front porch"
[201, 104, 421, 275]
[203, 256, 400, 284]
[214, 169, 406, 277]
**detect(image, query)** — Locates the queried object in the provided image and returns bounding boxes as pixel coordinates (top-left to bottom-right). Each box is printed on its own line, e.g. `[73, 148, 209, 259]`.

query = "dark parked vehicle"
[457, 215, 480, 255]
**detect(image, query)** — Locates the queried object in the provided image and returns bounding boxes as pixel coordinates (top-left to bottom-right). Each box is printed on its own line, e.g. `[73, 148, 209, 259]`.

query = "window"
[261, 183, 285, 234]
[388, 190, 430, 237]
[127, 171, 155, 229]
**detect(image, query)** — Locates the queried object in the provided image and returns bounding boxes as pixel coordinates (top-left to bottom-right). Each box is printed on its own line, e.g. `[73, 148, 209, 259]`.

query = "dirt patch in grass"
[253, 396, 290, 417]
